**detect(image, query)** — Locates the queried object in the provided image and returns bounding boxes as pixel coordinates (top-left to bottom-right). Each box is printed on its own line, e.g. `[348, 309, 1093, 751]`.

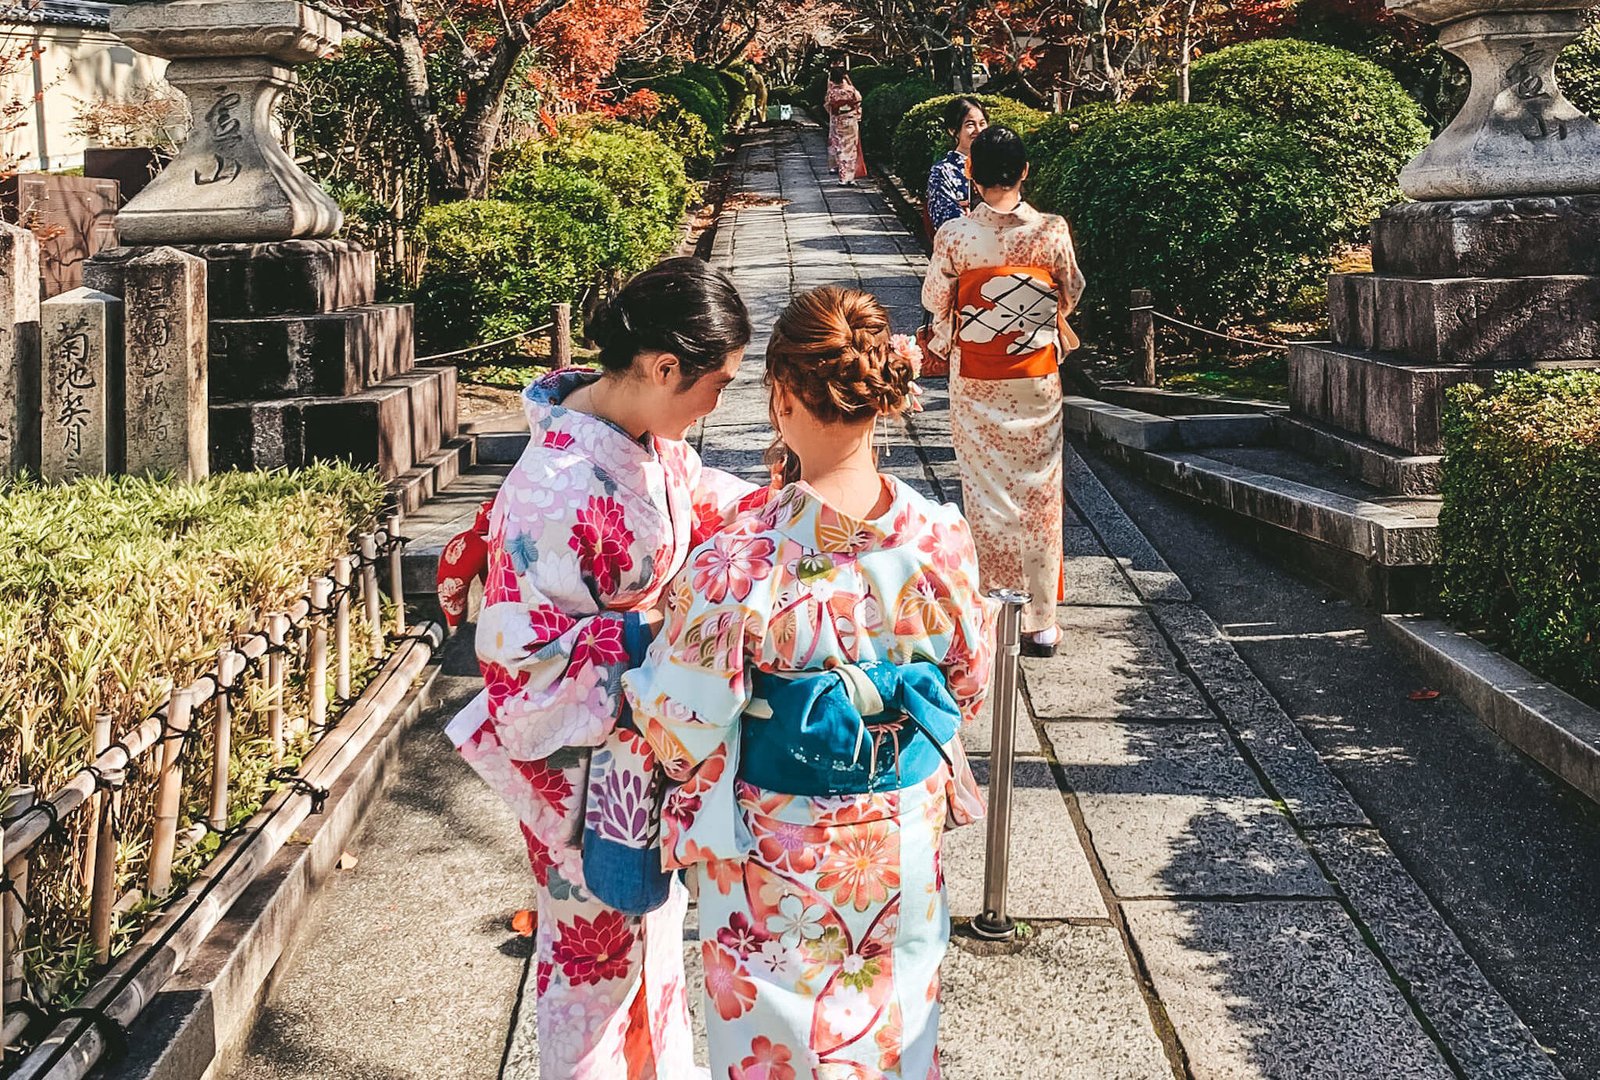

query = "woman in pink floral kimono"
[825, 66, 865, 185]
[445, 258, 761, 1079]
[625, 286, 994, 1078]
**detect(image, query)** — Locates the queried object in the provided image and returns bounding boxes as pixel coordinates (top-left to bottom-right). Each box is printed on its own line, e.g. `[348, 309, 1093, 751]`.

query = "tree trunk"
[1178, 0, 1198, 104]
[384, 0, 464, 199]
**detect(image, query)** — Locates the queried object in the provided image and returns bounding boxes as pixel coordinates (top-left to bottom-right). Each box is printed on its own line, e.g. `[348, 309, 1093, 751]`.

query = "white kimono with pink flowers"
[446, 368, 757, 1079]
[624, 478, 994, 1079]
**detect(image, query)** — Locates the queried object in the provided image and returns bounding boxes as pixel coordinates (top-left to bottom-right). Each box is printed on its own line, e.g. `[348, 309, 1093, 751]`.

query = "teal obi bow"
[741, 660, 960, 796]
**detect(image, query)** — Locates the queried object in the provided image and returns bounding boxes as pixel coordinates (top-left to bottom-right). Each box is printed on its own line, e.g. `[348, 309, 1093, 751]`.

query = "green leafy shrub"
[891, 93, 1050, 189]
[540, 124, 690, 261]
[1029, 102, 1337, 331]
[718, 65, 755, 129]
[1558, 21, 1600, 119]
[768, 83, 806, 108]
[1187, 39, 1429, 233]
[862, 79, 941, 160]
[648, 75, 725, 140]
[680, 63, 732, 121]
[1440, 371, 1600, 705]
[843, 64, 904, 99]
[415, 200, 609, 351]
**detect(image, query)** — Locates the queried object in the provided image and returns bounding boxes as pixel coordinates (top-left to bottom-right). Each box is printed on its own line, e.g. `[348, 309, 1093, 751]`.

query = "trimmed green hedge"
[1029, 102, 1338, 331]
[862, 78, 941, 159]
[419, 124, 691, 350]
[648, 75, 725, 140]
[680, 63, 731, 120]
[1440, 372, 1600, 706]
[1187, 40, 1429, 233]
[891, 93, 1050, 187]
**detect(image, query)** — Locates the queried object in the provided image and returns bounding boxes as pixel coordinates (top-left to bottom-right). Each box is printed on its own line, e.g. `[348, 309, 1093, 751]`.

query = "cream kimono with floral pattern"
[923, 200, 1085, 635]
[446, 368, 757, 1079]
[624, 478, 994, 1079]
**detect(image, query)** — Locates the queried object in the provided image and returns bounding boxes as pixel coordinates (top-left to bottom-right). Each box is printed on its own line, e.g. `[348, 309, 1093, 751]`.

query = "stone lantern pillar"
[1286, 0, 1600, 496]
[84, 0, 462, 491]
[109, 0, 344, 244]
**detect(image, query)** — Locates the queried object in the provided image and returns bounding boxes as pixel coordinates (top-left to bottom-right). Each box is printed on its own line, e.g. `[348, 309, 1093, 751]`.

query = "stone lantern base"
[1285, 194, 1600, 493]
[86, 241, 463, 498]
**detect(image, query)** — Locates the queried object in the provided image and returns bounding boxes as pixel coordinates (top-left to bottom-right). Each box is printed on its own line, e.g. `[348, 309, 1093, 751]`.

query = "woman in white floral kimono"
[625, 286, 994, 1079]
[922, 125, 1085, 657]
[444, 258, 762, 1079]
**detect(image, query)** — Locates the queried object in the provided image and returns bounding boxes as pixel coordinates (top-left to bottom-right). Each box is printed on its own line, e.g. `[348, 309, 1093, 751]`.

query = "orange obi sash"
[953, 265, 1080, 380]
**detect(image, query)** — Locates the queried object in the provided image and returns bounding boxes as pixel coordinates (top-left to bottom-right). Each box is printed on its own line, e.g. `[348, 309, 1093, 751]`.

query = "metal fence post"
[973, 588, 1029, 941]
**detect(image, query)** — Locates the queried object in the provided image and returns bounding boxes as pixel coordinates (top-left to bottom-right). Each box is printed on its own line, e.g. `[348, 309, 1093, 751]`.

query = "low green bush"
[861, 78, 941, 160]
[648, 75, 725, 140]
[891, 93, 1050, 188]
[415, 200, 608, 351]
[844, 64, 904, 99]
[1440, 371, 1600, 706]
[680, 63, 732, 121]
[1559, 22, 1600, 119]
[1187, 39, 1429, 233]
[1029, 102, 1338, 331]
[718, 64, 755, 129]
[540, 124, 690, 261]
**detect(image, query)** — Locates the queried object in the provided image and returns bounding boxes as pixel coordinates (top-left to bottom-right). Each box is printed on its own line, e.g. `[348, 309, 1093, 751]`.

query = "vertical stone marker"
[40, 288, 123, 481]
[0, 221, 41, 475]
[123, 248, 208, 480]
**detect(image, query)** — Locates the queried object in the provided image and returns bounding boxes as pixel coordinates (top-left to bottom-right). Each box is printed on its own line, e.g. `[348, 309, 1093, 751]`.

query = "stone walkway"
[229, 124, 1566, 1079]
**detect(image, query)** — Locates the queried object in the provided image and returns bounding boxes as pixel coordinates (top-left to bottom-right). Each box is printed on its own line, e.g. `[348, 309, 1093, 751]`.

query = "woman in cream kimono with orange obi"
[922, 125, 1085, 657]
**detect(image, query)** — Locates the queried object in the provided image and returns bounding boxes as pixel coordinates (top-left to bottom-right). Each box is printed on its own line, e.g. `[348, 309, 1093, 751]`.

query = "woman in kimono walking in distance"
[444, 257, 759, 1078]
[625, 286, 994, 1078]
[825, 66, 865, 185]
[922, 125, 1084, 658]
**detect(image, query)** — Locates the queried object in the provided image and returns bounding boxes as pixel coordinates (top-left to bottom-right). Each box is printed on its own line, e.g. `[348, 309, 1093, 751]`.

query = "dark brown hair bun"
[765, 286, 914, 423]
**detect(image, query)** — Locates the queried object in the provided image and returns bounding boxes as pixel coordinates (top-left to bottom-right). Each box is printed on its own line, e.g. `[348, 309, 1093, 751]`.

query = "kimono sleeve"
[1052, 217, 1087, 315]
[922, 224, 962, 360]
[937, 515, 998, 722]
[468, 499, 654, 763]
[927, 159, 965, 235]
[684, 447, 766, 546]
[621, 528, 780, 867]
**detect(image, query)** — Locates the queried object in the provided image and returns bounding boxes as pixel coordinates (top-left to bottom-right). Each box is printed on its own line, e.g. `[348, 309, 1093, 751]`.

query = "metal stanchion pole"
[972, 588, 1029, 941]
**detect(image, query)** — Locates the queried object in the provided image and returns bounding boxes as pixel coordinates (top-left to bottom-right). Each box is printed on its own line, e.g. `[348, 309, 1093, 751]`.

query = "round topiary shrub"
[1187, 39, 1429, 233]
[647, 76, 724, 140]
[680, 63, 732, 120]
[540, 125, 691, 269]
[891, 93, 1050, 187]
[1558, 22, 1600, 119]
[415, 200, 607, 351]
[861, 78, 941, 159]
[1029, 102, 1338, 331]
[630, 96, 718, 177]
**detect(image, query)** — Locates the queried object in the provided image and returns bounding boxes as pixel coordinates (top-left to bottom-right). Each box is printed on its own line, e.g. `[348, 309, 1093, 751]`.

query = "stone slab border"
[1384, 615, 1600, 806]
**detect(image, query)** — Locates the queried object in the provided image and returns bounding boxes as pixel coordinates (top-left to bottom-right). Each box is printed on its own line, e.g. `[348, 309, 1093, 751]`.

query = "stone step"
[87, 239, 377, 318]
[1328, 270, 1600, 365]
[1064, 396, 1274, 452]
[210, 303, 414, 400]
[1271, 414, 1443, 496]
[388, 436, 475, 517]
[399, 463, 512, 594]
[1287, 342, 1492, 455]
[1371, 195, 1600, 278]
[211, 365, 457, 478]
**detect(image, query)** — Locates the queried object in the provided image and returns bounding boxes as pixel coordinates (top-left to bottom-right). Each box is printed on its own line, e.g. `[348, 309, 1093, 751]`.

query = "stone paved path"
[232, 124, 1568, 1079]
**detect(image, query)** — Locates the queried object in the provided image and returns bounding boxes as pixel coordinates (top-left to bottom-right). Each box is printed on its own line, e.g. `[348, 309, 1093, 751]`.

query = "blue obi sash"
[741, 660, 961, 796]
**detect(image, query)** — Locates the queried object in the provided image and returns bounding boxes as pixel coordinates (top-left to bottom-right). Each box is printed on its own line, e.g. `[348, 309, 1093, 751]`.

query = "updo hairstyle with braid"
[765, 286, 916, 423]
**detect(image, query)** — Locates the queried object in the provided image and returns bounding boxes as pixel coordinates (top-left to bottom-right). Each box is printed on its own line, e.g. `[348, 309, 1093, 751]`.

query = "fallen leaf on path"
[336, 851, 359, 870]
[512, 909, 537, 936]
[1408, 689, 1441, 701]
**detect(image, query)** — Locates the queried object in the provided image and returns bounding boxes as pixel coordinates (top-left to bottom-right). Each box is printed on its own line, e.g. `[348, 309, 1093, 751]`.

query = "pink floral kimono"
[826, 80, 865, 184]
[624, 478, 994, 1078]
[923, 200, 1086, 636]
[445, 368, 756, 1078]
